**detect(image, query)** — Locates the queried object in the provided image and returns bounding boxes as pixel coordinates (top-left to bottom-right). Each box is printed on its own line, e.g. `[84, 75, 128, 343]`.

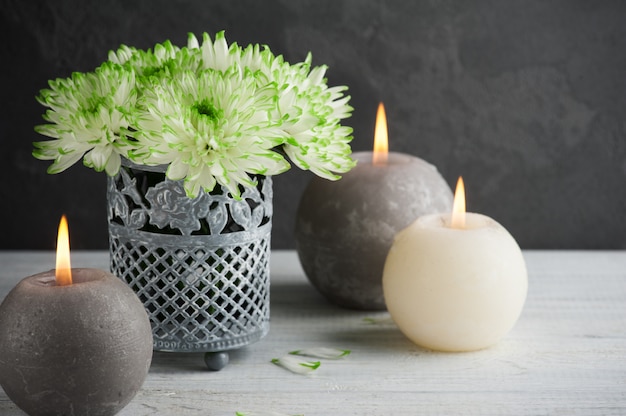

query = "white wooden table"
[1, 250, 625, 415]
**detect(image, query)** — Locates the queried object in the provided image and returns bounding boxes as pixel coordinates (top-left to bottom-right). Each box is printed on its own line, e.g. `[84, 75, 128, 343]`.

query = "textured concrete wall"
[1, 0, 625, 249]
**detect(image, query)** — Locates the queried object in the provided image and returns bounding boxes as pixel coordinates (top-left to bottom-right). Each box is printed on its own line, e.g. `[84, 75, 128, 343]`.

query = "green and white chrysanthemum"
[277, 61, 354, 180]
[108, 39, 200, 79]
[134, 66, 290, 198]
[191, 32, 355, 180]
[34, 61, 136, 175]
[34, 31, 354, 195]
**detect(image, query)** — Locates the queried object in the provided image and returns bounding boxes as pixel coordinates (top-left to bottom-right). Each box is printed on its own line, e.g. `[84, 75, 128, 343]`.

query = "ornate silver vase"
[107, 160, 272, 370]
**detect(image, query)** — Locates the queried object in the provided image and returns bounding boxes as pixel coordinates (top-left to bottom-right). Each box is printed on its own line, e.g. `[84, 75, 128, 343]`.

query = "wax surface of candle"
[383, 212, 528, 351]
[296, 151, 453, 310]
[0, 268, 153, 416]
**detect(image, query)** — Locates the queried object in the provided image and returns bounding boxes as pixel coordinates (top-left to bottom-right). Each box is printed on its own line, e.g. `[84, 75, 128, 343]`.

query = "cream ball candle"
[296, 103, 453, 310]
[383, 178, 528, 351]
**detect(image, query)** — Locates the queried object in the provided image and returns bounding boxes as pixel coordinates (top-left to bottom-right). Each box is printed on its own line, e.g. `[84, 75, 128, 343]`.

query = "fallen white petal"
[271, 355, 320, 375]
[289, 347, 351, 360]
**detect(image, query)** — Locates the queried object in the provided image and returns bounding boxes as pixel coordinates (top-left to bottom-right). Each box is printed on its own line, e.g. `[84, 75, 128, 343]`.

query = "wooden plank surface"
[1, 250, 625, 415]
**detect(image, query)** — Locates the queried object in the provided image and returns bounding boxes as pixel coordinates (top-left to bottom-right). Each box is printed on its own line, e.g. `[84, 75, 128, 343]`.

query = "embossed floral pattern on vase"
[108, 161, 272, 236]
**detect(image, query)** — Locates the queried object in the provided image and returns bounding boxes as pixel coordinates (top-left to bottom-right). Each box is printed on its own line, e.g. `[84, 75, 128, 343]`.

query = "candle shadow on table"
[323, 323, 428, 356]
[271, 282, 429, 355]
[270, 282, 380, 321]
[270, 281, 330, 307]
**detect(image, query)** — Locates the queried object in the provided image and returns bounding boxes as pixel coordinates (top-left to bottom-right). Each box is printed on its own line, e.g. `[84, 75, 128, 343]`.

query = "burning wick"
[372, 102, 389, 166]
[55, 215, 73, 286]
[451, 177, 466, 229]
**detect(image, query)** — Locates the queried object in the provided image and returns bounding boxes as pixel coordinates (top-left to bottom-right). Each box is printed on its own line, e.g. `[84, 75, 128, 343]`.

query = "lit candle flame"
[372, 102, 388, 165]
[451, 177, 466, 229]
[55, 215, 72, 286]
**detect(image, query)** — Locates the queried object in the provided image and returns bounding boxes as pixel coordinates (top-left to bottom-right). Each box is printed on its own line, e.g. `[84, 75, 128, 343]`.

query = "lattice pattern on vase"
[107, 160, 272, 352]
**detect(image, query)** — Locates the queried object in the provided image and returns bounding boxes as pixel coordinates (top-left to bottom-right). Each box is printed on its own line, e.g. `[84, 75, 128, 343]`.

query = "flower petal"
[289, 347, 351, 360]
[271, 355, 320, 375]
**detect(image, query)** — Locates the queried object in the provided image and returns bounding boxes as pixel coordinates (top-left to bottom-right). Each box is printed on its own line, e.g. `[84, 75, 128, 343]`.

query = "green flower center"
[85, 96, 106, 115]
[192, 99, 220, 121]
[189, 99, 223, 156]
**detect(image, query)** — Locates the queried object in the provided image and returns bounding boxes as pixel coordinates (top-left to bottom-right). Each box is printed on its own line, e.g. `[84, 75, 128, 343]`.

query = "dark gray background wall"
[1, 0, 625, 250]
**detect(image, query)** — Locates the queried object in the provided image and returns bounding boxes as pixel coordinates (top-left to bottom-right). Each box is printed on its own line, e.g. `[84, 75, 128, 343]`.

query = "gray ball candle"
[295, 104, 453, 309]
[296, 150, 453, 310]
[0, 216, 153, 416]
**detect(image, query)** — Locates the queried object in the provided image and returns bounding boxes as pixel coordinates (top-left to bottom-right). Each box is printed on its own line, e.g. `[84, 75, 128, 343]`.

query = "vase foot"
[204, 351, 229, 371]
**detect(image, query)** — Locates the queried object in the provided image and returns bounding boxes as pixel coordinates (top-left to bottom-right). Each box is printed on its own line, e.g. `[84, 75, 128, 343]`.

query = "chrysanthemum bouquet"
[33, 31, 354, 198]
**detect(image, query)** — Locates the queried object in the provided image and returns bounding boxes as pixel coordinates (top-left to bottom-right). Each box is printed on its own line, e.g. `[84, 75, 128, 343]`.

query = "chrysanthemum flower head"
[34, 61, 136, 176]
[34, 31, 354, 197]
[135, 67, 290, 198]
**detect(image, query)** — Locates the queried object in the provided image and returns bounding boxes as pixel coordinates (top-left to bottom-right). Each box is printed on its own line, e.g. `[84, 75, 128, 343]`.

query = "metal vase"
[107, 160, 272, 368]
